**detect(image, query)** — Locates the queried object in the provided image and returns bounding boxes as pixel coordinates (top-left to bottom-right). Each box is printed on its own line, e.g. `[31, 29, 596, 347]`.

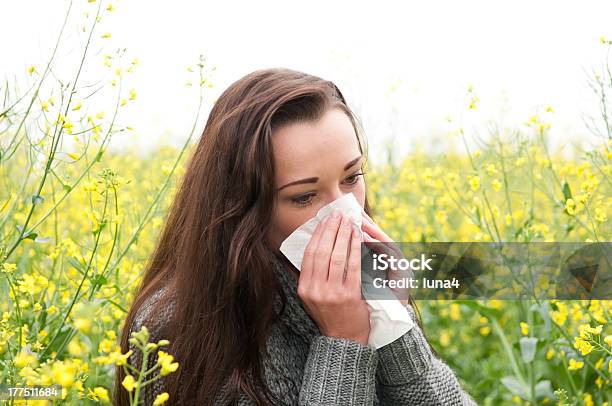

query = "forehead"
[271, 108, 361, 184]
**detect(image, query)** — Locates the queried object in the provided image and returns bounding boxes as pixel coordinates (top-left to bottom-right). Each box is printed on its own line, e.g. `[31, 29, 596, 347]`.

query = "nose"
[326, 189, 349, 206]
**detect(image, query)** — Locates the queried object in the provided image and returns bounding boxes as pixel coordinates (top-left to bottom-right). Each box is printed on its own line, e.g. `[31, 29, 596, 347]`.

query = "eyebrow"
[276, 155, 363, 192]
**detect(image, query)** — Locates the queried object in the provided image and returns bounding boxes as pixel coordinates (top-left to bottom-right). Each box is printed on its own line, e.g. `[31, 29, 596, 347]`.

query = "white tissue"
[279, 192, 415, 349]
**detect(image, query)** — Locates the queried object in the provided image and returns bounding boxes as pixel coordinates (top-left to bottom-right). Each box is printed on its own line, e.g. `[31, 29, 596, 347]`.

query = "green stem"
[492, 317, 527, 387]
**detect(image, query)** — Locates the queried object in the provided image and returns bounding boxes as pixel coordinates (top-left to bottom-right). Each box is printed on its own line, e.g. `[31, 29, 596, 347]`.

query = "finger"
[345, 223, 363, 293]
[361, 215, 393, 242]
[362, 208, 375, 224]
[362, 230, 383, 252]
[312, 209, 343, 286]
[328, 214, 353, 286]
[362, 210, 393, 243]
[301, 214, 330, 282]
[363, 231, 402, 262]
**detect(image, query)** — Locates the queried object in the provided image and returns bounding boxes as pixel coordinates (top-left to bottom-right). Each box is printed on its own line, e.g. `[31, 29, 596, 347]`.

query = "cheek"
[353, 179, 367, 207]
[267, 207, 317, 248]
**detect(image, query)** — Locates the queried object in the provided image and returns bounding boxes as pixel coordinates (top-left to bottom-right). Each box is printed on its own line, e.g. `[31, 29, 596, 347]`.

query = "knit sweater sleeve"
[375, 303, 478, 405]
[299, 335, 379, 405]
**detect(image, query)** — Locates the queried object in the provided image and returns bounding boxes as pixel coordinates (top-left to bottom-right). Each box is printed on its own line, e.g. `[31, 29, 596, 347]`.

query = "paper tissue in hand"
[279, 192, 415, 349]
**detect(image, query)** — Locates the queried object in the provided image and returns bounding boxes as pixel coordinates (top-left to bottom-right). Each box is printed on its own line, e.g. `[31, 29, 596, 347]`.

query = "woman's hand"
[361, 210, 410, 306]
[297, 209, 371, 346]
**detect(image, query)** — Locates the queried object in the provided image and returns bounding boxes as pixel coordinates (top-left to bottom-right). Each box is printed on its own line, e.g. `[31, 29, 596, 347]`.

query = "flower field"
[1, 1, 611, 404]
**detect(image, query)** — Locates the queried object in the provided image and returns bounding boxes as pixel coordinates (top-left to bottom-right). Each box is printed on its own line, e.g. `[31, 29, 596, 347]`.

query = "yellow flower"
[14, 350, 37, 368]
[515, 157, 526, 167]
[520, 322, 529, 336]
[106, 3, 114, 12]
[574, 336, 593, 356]
[67, 152, 80, 161]
[153, 392, 170, 405]
[62, 120, 74, 133]
[114, 350, 132, 366]
[594, 207, 607, 223]
[479, 326, 491, 336]
[439, 330, 450, 347]
[88, 386, 110, 402]
[551, 302, 568, 326]
[604, 335, 612, 346]
[568, 358, 584, 371]
[74, 317, 92, 334]
[157, 351, 179, 376]
[122, 375, 137, 392]
[68, 339, 84, 357]
[72, 102, 82, 111]
[565, 199, 576, 215]
[468, 95, 479, 110]
[1, 263, 16, 274]
[435, 210, 447, 224]
[491, 179, 502, 192]
[449, 304, 461, 320]
[595, 376, 603, 389]
[587, 324, 603, 335]
[484, 164, 497, 176]
[27, 65, 37, 75]
[579, 323, 603, 338]
[101, 32, 112, 39]
[129, 88, 137, 101]
[51, 360, 77, 388]
[467, 175, 480, 191]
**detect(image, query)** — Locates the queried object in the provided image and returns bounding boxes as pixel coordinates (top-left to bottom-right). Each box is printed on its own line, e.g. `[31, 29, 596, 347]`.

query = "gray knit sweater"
[127, 256, 478, 405]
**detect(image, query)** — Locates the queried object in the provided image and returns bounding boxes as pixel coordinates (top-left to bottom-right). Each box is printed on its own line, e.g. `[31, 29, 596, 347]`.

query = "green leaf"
[43, 326, 73, 360]
[23, 232, 38, 241]
[519, 337, 538, 363]
[501, 375, 529, 399]
[562, 181, 572, 201]
[31, 194, 44, 205]
[92, 274, 108, 287]
[67, 257, 86, 275]
[454, 300, 503, 319]
[535, 380, 554, 399]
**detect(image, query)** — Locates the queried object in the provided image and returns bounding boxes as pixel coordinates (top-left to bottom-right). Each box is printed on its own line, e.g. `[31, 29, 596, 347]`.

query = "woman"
[114, 68, 478, 405]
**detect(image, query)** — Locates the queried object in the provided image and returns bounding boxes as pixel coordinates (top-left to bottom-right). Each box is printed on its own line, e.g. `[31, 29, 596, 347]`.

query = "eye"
[291, 193, 315, 207]
[344, 171, 366, 186]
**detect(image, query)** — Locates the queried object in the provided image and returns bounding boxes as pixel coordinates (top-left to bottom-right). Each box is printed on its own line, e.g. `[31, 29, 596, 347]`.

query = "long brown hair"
[114, 67, 433, 406]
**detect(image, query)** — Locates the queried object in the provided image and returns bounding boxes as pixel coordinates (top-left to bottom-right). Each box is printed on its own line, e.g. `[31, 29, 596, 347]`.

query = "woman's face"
[266, 107, 366, 250]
